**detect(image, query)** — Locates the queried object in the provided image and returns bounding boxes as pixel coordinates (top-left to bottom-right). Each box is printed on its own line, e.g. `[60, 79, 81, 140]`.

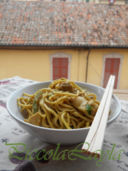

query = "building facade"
[0, 2, 128, 89]
[55, 0, 128, 4]
[96, 0, 128, 4]
[0, 48, 128, 89]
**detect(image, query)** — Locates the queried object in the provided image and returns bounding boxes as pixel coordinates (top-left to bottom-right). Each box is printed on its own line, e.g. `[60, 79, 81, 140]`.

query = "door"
[52, 57, 69, 80]
[103, 58, 120, 89]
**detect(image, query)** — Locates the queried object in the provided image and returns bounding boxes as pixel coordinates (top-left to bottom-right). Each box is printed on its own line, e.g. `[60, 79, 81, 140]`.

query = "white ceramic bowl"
[7, 81, 121, 145]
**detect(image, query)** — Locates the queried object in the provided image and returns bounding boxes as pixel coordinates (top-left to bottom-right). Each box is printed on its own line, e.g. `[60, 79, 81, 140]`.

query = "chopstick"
[82, 75, 115, 158]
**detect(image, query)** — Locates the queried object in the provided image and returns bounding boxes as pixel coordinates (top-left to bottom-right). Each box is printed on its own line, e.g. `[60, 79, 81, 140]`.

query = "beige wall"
[87, 49, 128, 89]
[0, 48, 128, 89]
[0, 49, 87, 82]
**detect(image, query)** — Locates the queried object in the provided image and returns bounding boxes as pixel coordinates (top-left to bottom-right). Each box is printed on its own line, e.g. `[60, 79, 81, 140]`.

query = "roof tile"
[0, 1, 128, 47]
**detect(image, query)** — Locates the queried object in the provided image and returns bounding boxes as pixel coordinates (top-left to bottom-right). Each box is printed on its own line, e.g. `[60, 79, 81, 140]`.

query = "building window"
[50, 53, 71, 80]
[103, 57, 121, 89]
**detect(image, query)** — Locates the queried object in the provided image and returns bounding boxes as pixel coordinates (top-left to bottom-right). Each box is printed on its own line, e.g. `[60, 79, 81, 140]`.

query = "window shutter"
[103, 58, 120, 89]
[52, 57, 69, 80]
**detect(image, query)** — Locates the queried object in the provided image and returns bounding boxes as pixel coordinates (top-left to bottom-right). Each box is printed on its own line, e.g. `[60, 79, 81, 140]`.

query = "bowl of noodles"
[7, 78, 121, 145]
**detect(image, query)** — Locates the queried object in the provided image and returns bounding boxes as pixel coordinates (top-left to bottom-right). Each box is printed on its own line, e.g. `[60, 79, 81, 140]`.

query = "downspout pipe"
[85, 48, 91, 82]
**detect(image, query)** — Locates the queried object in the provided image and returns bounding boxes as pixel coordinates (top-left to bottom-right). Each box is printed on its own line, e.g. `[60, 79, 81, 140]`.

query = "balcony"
[96, 0, 128, 4]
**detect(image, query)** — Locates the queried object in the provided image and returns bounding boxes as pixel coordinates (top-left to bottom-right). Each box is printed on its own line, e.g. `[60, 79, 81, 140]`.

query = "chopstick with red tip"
[82, 75, 115, 158]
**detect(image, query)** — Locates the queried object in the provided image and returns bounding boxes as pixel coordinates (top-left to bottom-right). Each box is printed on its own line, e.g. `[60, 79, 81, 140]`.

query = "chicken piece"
[21, 109, 29, 119]
[71, 96, 88, 113]
[26, 113, 42, 126]
[57, 82, 74, 92]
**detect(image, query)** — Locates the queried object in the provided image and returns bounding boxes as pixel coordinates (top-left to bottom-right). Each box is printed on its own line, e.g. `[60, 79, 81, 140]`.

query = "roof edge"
[0, 43, 128, 49]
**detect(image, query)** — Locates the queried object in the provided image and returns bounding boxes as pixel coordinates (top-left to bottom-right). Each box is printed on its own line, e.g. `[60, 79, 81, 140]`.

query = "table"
[0, 76, 128, 171]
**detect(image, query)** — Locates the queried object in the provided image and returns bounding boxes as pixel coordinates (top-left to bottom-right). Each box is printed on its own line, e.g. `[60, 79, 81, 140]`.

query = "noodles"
[17, 78, 100, 129]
